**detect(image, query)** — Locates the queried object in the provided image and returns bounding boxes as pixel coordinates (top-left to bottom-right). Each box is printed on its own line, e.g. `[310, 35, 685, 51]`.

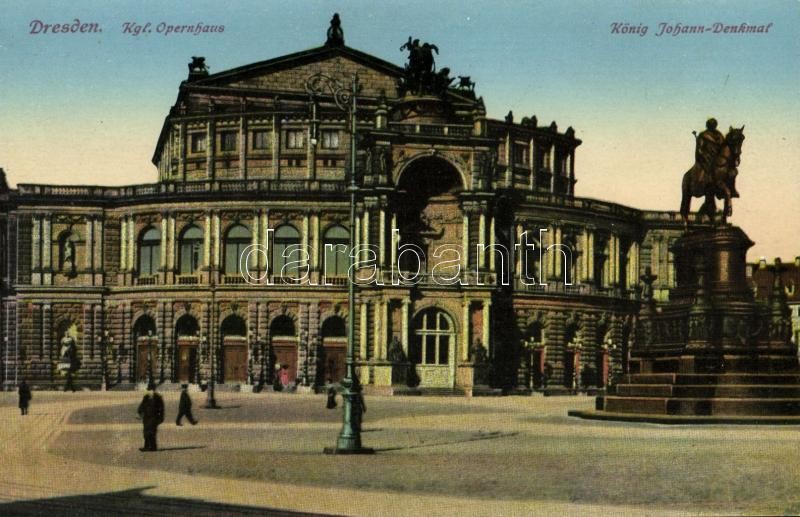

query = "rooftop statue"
[398, 37, 453, 97]
[680, 118, 745, 226]
[325, 13, 344, 47]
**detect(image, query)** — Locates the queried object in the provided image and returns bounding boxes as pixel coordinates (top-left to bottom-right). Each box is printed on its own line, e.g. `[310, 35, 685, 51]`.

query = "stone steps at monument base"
[602, 395, 800, 416]
[622, 373, 800, 385]
[614, 384, 800, 398]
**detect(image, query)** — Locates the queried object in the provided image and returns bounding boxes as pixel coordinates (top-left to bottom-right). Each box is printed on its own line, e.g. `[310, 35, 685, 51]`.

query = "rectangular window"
[190, 133, 206, 153]
[320, 130, 339, 149]
[286, 130, 304, 149]
[253, 130, 270, 150]
[220, 131, 237, 152]
[514, 144, 529, 165]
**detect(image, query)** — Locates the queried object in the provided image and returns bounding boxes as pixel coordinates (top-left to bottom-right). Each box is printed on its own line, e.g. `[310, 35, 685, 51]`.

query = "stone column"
[529, 137, 536, 190]
[488, 215, 496, 271]
[127, 216, 135, 272]
[587, 229, 595, 284]
[379, 207, 386, 268]
[373, 300, 383, 360]
[302, 213, 309, 272]
[478, 212, 486, 269]
[203, 212, 211, 269]
[311, 212, 320, 273]
[239, 115, 247, 179]
[212, 212, 221, 270]
[401, 299, 410, 356]
[482, 300, 491, 355]
[554, 225, 563, 279]
[390, 214, 398, 271]
[42, 215, 51, 276]
[359, 301, 368, 360]
[460, 213, 469, 271]
[362, 210, 370, 262]
[612, 233, 620, 286]
[31, 215, 41, 278]
[260, 211, 269, 270]
[168, 215, 176, 272]
[272, 114, 280, 179]
[251, 211, 259, 275]
[547, 224, 556, 279]
[178, 122, 186, 180]
[94, 217, 103, 278]
[85, 217, 94, 272]
[206, 120, 214, 180]
[514, 224, 528, 278]
[120, 217, 127, 271]
[461, 299, 470, 361]
[160, 215, 168, 271]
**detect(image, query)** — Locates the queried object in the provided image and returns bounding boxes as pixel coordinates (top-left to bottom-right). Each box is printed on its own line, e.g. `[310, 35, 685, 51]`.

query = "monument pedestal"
[571, 226, 800, 422]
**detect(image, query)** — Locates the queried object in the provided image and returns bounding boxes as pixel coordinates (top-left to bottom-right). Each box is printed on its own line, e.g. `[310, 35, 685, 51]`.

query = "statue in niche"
[388, 337, 406, 363]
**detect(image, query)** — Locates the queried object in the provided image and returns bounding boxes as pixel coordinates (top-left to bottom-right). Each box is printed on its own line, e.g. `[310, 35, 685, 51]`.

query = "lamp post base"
[323, 446, 375, 455]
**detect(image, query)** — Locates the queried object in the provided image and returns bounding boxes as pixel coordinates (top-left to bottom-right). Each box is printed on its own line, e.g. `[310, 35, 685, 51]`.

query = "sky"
[0, 0, 798, 261]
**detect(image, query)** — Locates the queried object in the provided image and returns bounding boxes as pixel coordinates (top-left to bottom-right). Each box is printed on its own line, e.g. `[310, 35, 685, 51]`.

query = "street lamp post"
[146, 330, 154, 387]
[306, 72, 373, 454]
[204, 332, 219, 408]
[98, 330, 114, 391]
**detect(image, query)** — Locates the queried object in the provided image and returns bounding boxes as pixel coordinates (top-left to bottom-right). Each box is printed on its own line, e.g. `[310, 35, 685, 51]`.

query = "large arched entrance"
[396, 157, 464, 275]
[133, 315, 157, 382]
[270, 315, 297, 384]
[410, 307, 456, 388]
[221, 315, 247, 383]
[318, 316, 346, 384]
[175, 314, 199, 383]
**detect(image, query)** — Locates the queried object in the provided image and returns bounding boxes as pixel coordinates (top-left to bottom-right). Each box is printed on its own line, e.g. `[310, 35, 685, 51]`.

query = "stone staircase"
[600, 372, 800, 416]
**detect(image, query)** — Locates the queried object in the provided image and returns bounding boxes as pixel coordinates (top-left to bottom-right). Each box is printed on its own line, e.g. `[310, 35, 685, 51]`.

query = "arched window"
[270, 315, 296, 337]
[272, 224, 301, 279]
[410, 308, 453, 365]
[323, 225, 349, 278]
[179, 225, 203, 274]
[224, 224, 250, 275]
[138, 227, 161, 275]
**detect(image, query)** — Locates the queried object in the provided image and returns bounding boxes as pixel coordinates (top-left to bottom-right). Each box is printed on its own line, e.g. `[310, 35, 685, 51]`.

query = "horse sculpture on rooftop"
[680, 120, 745, 227]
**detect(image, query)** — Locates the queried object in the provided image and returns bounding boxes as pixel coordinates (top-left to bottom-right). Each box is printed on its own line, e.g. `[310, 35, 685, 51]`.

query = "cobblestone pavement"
[1, 391, 800, 516]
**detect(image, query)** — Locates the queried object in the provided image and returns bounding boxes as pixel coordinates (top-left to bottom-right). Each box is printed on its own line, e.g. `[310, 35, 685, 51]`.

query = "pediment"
[191, 46, 402, 99]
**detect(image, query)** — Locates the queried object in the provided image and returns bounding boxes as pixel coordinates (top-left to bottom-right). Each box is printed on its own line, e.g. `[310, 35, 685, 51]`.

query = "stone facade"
[0, 24, 688, 393]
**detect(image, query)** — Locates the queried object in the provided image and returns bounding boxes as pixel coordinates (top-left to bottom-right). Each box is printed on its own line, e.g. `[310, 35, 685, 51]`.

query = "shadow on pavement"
[0, 486, 341, 516]
[375, 431, 518, 452]
[148, 446, 207, 452]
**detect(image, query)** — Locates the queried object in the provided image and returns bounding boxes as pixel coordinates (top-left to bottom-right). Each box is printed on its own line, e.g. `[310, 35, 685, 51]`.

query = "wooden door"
[177, 345, 197, 383]
[272, 341, 298, 383]
[137, 343, 155, 381]
[322, 341, 346, 383]
[223, 345, 247, 382]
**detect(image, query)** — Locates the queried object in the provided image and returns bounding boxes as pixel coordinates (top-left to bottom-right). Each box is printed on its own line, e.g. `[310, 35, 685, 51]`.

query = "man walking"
[18, 380, 31, 415]
[137, 383, 165, 451]
[176, 384, 198, 426]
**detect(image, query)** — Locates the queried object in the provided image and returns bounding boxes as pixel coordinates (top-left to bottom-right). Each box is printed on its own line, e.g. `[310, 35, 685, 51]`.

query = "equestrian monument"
[571, 119, 800, 423]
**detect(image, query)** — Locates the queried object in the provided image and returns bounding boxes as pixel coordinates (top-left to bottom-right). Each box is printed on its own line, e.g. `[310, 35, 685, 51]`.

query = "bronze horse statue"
[680, 125, 745, 226]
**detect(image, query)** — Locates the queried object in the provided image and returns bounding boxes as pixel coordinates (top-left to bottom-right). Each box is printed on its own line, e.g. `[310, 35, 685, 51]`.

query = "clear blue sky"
[1, 0, 798, 259]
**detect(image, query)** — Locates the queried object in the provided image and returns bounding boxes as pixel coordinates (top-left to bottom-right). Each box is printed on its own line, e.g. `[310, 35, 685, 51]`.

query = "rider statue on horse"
[680, 118, 745, 226]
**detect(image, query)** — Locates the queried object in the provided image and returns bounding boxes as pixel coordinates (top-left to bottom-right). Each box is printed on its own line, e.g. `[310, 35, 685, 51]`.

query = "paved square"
[1, 391, 799, 515]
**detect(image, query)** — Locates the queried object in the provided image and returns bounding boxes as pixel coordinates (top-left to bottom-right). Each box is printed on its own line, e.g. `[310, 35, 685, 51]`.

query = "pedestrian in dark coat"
[353, 390, 366, 429]
[18, 380, 32, 415]
[176, 384, 198, 426]
[137, 384, 165, 451]
[326, 379, 337, 409]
